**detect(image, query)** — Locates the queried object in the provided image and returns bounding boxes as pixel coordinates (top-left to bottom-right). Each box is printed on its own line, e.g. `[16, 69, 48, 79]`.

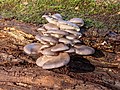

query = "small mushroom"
[39, 44, 51, 50]
[51, 43, 69, 52]
[42, 15, 58, 25]
[66, 34, 76, 40]
[41, 47, 58, 56]
[65, 47, 75, 53]
[46, 29, 69, 35]
[69, 18, 84, 27]
[64, 29, 82, 37]
[35, 35, 48, 44]
[57, 20, 80, 31]
[75, 45, 95, 55]
[24, 43, 42, 54]
[43, 23, 59, 30]
[37, 27, 46, 32]
[41, 36, 58, 44]
[52, 13, 62, 20]
[59, 38, 72, 45]
[42, 52, 70, 69]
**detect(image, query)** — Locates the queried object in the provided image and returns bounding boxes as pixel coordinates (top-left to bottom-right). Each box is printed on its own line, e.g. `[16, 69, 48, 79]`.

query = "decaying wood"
[0, 19, 120, 90]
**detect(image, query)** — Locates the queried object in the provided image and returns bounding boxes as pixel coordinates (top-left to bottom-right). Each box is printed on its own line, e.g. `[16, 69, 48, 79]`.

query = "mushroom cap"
[73, 39, 82, 44]
[42, 15, 58, 25]
[57, 20, 80, 31]
[64, 29, 82, 37]
[59, 38, 72, 44]
[42, 52, 70, 69]
[66, 34, 76, 40]
[75, 45, 95, 55]
[37, 27, 46, 32]
[39, 44, 51, 50]
[65, 47, 75, 53]
[46, 29, 69, 35]
[52, 13, 62, 20]
[41, 36, 58, 43]
[41, 47, 58, 56]
[43, 23, 59, 30]
[51, 43, 69, 52]
[69, 18, 84, 27]
[24, 43, 42, 54]
[35, 35, 48, 44]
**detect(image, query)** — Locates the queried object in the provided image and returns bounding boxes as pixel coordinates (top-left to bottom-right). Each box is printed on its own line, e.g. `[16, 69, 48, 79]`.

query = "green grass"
[0, 0, 119, 29]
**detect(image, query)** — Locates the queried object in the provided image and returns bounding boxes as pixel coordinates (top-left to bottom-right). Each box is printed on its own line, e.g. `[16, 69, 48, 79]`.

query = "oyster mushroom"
[59, 38, 72, 45]
[42, 52, 70, 69]
[35, 35, 48, 44]
[69, 18, 84, 27]
[24, 43, 42, 54]
[65, 47, 75, 53]
[42, 15, 58, 25]
[64, 29, 82, 37]
[43, 23, 59, 30]
[75, 45, 95, 55]
[41, 47, 58, 56]
[41, 36, 58, 44]
[58, 20, 80, 31]
[51, 43, 69, 52]
[51, 13, 62, 20]
[66, 34, 76, 40]
[46, 29, 69, 36]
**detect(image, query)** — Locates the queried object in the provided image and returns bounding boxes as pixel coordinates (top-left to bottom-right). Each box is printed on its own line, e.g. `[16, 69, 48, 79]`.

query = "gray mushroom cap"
[75, 45, 95, 55]
[41, 47, 58, 56]
[51, 43, 69, 52]
[52, 13, 62, 20]
[46, 29, 69, 35]
[43, 23, 59, 30]
[42, 52, 70, 69]
[42, 15, 58, 25]
[59, 38, 72, 45]
[41, 36, 58, 43]
[65, 47, 75, 53]
[69, 18, 84, 27]
[64, 29, 82, 37]
[58, 20, 80, 31]
[24, 43, 42, 54]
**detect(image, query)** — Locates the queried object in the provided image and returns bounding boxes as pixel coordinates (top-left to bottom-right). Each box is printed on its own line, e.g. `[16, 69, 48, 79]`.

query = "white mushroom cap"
[42, 52, 70, 69]
[75, 45, 95, 55]
[64, 29, 82, 37]
[41, 36, 58, 43]
[52, 13, 62, 20]
[50, 33, 63, 38]
[24, 43, 42, 54]
[51, 43, 69, 52]
[39, 44, 51, 50]
[73, 39, 82, 44]
[41, 47, 58, 56]
[66, 34, 76, 40]
[46, 29, 69, 35]
[42, 15, 58, 25]
[69, 18, 84, 27]
[59, 38, 72, 45]
[43, 23, 59, 30]
[37, 27, 46, 32]
[58, 20, 80, 31]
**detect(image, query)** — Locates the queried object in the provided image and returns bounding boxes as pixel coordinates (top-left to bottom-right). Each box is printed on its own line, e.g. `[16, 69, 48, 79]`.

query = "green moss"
[0, 0, 119, 29]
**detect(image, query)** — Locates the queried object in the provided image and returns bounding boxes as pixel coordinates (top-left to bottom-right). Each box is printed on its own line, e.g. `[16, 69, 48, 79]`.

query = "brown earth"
[0, 17, 120, 90]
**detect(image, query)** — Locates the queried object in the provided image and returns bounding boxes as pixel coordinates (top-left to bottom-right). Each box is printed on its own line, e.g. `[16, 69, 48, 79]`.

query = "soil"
[0, 17, 120, 90]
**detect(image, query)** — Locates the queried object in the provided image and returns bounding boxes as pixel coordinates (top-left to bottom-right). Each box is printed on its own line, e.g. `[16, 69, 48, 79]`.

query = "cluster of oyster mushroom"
[24, 13, 95, 69]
